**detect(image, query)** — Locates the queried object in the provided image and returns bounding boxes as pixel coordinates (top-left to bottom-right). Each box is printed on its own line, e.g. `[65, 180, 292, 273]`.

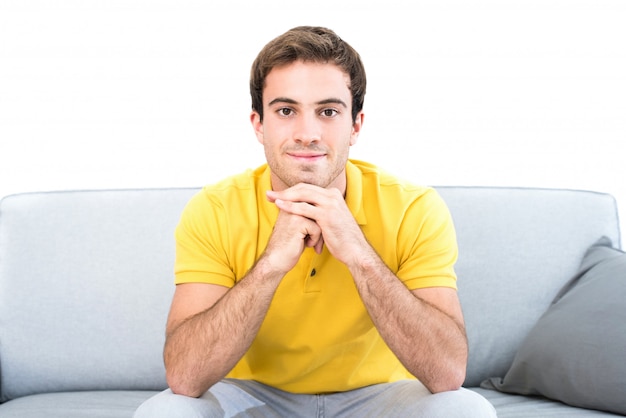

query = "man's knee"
[426, 388, 497, 417]
[134, 389, 223, 418]
[380, 381, 496, 417]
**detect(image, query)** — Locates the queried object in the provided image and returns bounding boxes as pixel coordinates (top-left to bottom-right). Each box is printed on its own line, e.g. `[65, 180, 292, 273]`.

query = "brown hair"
[250, 26, 366, 122]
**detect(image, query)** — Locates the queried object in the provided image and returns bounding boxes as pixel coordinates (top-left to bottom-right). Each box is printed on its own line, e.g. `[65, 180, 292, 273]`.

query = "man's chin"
[270, 165, 343, 190]
[292, 178, 327, 188]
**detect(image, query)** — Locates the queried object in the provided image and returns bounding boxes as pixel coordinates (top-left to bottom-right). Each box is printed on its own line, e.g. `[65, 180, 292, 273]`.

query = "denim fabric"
[134, 379, 497, 418]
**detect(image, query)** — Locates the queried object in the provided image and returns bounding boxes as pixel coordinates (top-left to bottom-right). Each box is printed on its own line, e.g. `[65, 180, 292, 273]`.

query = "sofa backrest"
[0, 188, 198, 402]
[0, 186, 621, 400]
[437, 187, 621, 386]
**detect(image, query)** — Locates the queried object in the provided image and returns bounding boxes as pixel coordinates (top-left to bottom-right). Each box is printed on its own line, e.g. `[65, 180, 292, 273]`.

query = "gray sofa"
[0, 186, 623, 417]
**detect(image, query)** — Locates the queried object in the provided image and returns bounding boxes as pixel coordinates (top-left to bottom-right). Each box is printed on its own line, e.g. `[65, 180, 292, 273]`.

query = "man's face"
[251, 60, 363, 192]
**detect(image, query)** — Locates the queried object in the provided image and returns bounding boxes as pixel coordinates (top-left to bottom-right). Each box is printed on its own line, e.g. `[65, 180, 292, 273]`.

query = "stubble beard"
[268, 157, 346, 190]
[266, 143, 350, 190]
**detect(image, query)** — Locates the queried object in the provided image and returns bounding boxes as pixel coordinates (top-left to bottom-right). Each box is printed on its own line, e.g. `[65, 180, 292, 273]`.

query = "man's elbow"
[428, 365, 466, 393]
[166, 371, 209, 399]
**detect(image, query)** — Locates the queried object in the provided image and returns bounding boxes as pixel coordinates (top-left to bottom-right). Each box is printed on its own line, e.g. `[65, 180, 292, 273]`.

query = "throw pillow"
[482, 237, 626, 415]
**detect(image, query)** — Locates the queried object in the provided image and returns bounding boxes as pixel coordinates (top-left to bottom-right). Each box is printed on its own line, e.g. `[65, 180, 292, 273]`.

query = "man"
[135, 26, 496, 417]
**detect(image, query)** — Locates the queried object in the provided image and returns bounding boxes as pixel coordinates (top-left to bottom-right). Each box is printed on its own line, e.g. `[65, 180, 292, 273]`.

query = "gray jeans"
[134, 379, 497, 418]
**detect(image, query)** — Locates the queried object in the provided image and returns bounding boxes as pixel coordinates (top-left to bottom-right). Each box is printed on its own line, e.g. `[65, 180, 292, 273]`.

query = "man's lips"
[286, 152, 326, 161]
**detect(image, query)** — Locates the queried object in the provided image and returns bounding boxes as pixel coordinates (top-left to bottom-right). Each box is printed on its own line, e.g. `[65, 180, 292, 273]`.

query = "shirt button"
[310, 268, 316, 277]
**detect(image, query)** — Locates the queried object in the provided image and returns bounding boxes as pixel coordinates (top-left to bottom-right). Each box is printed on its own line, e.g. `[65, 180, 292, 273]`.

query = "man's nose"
[294, 114, 321, 145]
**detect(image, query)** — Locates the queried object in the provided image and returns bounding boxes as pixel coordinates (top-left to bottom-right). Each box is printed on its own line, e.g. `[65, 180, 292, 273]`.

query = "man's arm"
[164, 257, 281, 398]
[347, 247, 467, 393]
[268, 184, 467, 393]
[164, 208, 324, 398]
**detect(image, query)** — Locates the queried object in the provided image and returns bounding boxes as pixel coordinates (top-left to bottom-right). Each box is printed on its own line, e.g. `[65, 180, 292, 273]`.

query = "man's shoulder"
[349, 159, 432, 196]
[202, 164, 269, 194]
[183, 164, 269, 215]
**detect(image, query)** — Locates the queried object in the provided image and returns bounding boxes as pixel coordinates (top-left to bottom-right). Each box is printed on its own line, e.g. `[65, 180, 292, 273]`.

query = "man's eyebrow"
[268, 97, 298, 106]
[316, 98, 348, 108]
[267, 97, 348, 108]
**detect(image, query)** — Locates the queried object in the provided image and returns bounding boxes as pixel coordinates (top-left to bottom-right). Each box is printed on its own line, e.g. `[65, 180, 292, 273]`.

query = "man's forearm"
[348, 248, 468, 393]
[164, 256, 283, 397]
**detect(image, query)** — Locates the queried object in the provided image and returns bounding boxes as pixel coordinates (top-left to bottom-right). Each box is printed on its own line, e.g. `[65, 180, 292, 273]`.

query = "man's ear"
[250, 111, 264, 144]
[350, 111, 364, 146]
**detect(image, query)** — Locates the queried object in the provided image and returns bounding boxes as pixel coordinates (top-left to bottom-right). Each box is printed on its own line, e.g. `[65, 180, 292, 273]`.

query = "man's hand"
[266, 183, 367, 268]
[264, 206, 324, 275]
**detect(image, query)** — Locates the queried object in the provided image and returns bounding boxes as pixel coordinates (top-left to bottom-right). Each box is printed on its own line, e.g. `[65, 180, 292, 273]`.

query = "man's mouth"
[287, 152, 326, 162]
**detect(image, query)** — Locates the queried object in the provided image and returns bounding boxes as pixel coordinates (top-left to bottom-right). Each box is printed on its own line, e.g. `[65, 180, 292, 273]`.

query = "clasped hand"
[265, 183, 365, 274]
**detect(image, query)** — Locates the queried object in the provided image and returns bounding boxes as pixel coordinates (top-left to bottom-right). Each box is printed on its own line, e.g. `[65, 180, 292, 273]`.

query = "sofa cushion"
[482, 237, 626, 415]
[0, 391, 155, 418]
[469, 387, 620, 418]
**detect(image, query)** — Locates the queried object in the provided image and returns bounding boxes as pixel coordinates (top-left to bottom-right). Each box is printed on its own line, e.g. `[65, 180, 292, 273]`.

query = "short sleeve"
[396, 188, 458, 290]
[174, 189, 236, 287]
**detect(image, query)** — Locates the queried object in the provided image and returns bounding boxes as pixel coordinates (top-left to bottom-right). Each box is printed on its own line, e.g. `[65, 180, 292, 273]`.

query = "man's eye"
[322, 109, 338, 117]
[279, 108, 293, 116]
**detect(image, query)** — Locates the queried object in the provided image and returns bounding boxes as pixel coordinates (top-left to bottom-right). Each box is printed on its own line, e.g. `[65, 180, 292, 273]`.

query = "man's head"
[250, 26, 366, 123]
[250, 27, 366, 192]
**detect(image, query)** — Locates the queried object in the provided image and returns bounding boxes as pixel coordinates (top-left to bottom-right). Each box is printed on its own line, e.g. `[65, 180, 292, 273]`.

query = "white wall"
[1, 0, 625, 238]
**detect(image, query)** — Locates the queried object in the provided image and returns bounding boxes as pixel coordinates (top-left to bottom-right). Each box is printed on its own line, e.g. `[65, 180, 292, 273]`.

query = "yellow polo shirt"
[174, 160, 458, 394]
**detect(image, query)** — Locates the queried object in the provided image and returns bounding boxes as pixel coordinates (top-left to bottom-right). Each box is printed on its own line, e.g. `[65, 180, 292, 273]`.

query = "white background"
[1, 0, 625, 238]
